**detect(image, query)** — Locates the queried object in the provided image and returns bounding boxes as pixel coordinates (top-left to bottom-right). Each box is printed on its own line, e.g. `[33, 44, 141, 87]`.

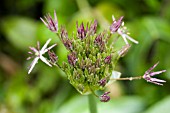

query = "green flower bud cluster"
[59, 22, 119, 95]
[39, 11, 135, 96]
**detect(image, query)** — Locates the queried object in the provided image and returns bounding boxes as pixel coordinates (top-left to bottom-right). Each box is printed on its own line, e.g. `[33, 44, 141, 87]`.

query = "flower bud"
[68, 52, 77, 66]
[118, 44, 131, 57]
[110, 16, 123, 33]
[98, 78, 107, 87]
[100, 92, 110, 102]
[40, 10, 58, 33]
[63, 40, 73, 50]
[76, 22, 88, 39]
[48, 50, 58, 63]
[104, 55, 111, 64]
[89, 20, 98, 35]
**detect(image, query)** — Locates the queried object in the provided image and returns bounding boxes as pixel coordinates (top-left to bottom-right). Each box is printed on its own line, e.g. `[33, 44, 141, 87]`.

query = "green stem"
[111, 76, 143, 81]
[88, 94, 98, 113]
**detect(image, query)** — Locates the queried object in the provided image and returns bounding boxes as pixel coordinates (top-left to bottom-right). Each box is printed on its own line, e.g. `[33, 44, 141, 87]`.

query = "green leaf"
[57, 95, 144, 113]
[1, 16, 37, 50]
[144, 96, 170, 113]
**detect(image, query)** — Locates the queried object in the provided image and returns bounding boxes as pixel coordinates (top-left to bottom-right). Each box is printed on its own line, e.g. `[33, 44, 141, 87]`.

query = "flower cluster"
[27, 10, 166, 102]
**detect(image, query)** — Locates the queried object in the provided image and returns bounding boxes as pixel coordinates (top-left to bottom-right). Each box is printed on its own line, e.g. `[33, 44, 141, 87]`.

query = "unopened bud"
[100, 92, 110, 102]
[76, 22, 88, 39]
[110, 16, 123, 33]
[98, 78, 107, 87]
[118, 44, 131, 57]
[63, 39, 73, 50]
[68, 52, 77, 66]
[48, 50, 58, 63]
[104, 55, 112, 64]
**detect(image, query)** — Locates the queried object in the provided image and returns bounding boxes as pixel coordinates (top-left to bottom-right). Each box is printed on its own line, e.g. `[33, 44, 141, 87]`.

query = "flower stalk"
[88, 94, 97, 113]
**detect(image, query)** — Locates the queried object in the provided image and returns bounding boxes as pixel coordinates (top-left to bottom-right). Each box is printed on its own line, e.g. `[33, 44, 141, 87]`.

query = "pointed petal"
[28, 57, 39, 74]
[29, 47, 38, 53]
[28, 51, 33, 54]
[43, 43, 57, 54]
[125, 34, 139, 44]
[41, 38, 51, 52]
[40, 55, 52, 67]
[150, 70, 166, 76]
[150, 78, 166, 83]
[112, 15, 116, 21]
[40, 17, 48, 27]
[146, 62, 159, 74]
[54, 10, 58, 25]
[27, 56, 32, 60]
[121, 34, 129, 44]
[37, 41, 40, 50]
[150, 81, 164, 86]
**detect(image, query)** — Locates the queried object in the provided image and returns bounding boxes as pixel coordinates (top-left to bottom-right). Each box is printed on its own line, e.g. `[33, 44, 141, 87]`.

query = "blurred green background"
[0, 0, 170, 113]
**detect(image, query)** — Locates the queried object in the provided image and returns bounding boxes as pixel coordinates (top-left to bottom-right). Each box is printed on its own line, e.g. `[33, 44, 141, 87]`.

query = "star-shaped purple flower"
[27, 39, 56, 74]
[143, 62, 166, 85]
[110, 15, 138, 44]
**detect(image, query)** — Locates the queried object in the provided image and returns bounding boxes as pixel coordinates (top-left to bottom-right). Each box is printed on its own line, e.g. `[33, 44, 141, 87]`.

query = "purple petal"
[145, 77, 166, 86]
[27, 56, 32, 60]
[29, 47, 38, 53]
[110, 16, 123, 33]
[150, 70, 166, 76]
[150, 78, 166, 83]
[28, 51, 33, 54]
[150, 81, 164, 86]
[54, 10, 58, 29]
[145, 62, 159, 74]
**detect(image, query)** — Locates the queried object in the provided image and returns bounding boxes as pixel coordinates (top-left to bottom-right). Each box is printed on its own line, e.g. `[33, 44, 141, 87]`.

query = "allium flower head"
[61, 20, 119, 95]
[27, 39, 56, 74]
[40, 10, 58, 32]
[143, 62, 166, 85]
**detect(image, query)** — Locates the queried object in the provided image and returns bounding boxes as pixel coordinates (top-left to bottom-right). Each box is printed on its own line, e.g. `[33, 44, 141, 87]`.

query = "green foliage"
[57, 95, 144, 113]
[1, 17, 37, 50]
